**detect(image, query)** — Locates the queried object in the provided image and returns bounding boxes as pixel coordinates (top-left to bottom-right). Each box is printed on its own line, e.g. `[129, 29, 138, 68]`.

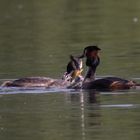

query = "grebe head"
[62, 55, 83, 81]
[69, 55, 83, 71]
[79, 45, 101, 58]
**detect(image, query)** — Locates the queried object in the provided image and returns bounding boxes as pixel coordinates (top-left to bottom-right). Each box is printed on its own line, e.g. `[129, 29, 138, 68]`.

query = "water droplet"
[17, 4, 24, 10]
[0, 127, 4, 130]
[133, 17, 138, 23]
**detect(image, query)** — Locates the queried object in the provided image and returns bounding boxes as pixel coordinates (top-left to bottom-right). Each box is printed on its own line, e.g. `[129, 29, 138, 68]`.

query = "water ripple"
[0, 87, 74, 94]
[100, 104, 136, 108]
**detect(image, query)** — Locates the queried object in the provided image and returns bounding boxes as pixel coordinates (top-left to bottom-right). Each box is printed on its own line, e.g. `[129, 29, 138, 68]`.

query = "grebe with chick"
[1, 46, 140, 90]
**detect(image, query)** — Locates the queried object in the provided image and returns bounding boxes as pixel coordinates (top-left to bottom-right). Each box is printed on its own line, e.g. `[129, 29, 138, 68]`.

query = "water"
[0, 0, 140, 140]
[0, 90, 140, 140]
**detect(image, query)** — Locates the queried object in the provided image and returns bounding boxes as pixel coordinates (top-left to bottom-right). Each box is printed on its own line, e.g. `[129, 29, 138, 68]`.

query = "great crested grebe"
[79, 45, 140, 90]
[1, 55, 83, 88]
[1, 54, 139, 90]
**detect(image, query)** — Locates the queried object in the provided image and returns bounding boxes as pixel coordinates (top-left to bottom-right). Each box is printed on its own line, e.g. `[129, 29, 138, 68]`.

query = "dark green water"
[0, 91, 140, 140]
[0, 0, 140, 140]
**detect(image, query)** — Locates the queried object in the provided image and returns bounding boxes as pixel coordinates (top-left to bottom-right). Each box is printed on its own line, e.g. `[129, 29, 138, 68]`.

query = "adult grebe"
[1, 55, 83, 88]
[79, 45, 140, 90]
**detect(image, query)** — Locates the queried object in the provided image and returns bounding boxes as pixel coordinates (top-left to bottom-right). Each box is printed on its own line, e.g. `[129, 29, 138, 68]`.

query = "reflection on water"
[0, 85, 140, 140]
[65, 90, 140, 140]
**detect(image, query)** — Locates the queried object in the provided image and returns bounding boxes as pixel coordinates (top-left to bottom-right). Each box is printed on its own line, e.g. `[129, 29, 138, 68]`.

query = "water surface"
[0, 0, 140, 140]
[0, 89, 140, 140]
